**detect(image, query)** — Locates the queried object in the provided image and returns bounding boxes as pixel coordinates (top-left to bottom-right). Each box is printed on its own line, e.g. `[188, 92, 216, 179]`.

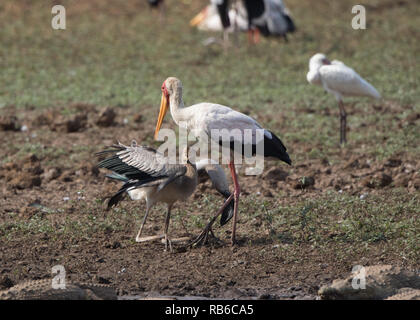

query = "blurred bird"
[154, 77, 291, 246]
[147, 0, 163, 8]
[192, 0, 295, 44]
[306, 53, 381, 144]
[242, 0, 296, 43]
[147, 0, 165, 22]
[190, 1, 248, 33]
[97, 141, 234, 250]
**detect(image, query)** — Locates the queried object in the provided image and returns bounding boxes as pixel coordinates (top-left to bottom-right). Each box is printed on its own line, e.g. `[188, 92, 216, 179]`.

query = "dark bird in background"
[243, 0, 296, 43]
[147, 0, 163, 8]
[147, 0, 165, 22]
[212, 0, 296, 44]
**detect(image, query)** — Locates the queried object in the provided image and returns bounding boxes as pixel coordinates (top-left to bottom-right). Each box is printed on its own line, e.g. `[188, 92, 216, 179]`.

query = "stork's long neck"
[169, 85, 190, 126]
[309, 61, 322, 72]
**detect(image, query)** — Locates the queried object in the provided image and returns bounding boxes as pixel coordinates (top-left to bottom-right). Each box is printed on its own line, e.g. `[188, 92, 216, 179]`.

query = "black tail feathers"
[220, 195, 235, 226]
[106, 180, 137, 210]
[264, 130, 292, 165]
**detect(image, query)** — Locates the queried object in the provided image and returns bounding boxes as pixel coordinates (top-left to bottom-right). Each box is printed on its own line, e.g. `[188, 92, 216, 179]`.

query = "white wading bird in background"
[307, 53, 381, 144]
[190, 1, 248, 33]
[154, 77, 291, 246]
[97, 142, 235, 251]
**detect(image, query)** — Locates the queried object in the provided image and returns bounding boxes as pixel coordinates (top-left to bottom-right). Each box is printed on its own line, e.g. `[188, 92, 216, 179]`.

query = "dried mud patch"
[0, 105, 418, 299]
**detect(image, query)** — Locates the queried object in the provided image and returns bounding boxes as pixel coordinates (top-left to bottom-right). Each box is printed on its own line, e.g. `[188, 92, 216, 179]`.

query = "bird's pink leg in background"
[229, 161, 241, 246]
[253, 28, 260, 44]
[247, 30, 253, 44]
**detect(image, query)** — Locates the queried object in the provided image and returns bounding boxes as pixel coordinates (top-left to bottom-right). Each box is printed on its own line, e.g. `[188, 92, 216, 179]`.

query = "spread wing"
[96, 141, 188, 208]
[97, 141, 186, 182]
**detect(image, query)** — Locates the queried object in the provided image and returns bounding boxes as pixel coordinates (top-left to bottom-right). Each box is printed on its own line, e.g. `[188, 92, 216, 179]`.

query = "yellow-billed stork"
[154, 77, 291, 245]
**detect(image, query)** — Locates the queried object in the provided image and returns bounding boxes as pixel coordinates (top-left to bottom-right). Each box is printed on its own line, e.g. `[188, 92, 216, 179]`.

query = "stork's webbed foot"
[187, 225, 223, 247]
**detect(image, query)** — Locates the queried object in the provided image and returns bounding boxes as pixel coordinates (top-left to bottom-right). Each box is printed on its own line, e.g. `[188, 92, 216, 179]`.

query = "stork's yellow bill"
[154, 93, 169, 140]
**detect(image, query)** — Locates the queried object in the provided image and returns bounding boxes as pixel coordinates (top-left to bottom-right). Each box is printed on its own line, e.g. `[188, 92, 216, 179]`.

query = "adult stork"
[97, 141, 234, 251]
[154, 77, 291, 245]
[190, 1, 248, 34]
[306, 53, 381, 144]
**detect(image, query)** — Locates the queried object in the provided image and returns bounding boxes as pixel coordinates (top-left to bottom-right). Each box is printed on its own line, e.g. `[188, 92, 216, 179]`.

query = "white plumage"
[252, 0, 295, 36]
[173, 102, 272, 145]
[307, 53, 380, 101]
[307, 53, 381, 144]
[154, 77, 291, 245]
[190, 3, 248, 32]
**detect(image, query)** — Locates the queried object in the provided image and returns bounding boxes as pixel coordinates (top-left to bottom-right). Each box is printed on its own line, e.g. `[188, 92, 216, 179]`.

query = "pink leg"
[187, 193, 234, 247]
[253, 28, 260, 44]
[229, 161, 241, 246]
[247, 30, 253, 44]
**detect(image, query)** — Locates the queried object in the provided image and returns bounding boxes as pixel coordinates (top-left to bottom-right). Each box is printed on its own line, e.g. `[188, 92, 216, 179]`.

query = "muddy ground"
[0, 104, 418, 299]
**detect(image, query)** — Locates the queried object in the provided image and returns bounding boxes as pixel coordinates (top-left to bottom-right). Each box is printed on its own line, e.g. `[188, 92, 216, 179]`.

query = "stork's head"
[309, 53, 331, 70]
[154, 77, 182, 140]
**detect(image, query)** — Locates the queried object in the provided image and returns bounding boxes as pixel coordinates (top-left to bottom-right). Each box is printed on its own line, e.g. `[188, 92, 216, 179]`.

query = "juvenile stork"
[154, 77, 291, 245]
[306, 53, 381, 144]
[97, 142, 234, 250]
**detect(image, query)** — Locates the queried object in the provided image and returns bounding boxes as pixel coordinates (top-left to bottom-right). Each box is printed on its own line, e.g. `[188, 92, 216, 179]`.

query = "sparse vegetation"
[0, 0, 418, 297]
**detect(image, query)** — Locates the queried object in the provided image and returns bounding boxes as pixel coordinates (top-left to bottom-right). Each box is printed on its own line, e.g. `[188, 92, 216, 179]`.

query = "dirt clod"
[3, 154, 43, 189]
[34, 110, 59, 127]
[263, 168, 289, 181]
[42, 168, 62, 182]
[133, 114, 143, 123]
[384, 158, 402, 168]
[293, 176, 315, 189]
[52, 114, 87, 133]
[0, 116, 21, 131]
[362, 173, 393, 189]
[405, 112, 419, 124]
[96, 107, 116, 127]
[0, 276, 14, 290]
